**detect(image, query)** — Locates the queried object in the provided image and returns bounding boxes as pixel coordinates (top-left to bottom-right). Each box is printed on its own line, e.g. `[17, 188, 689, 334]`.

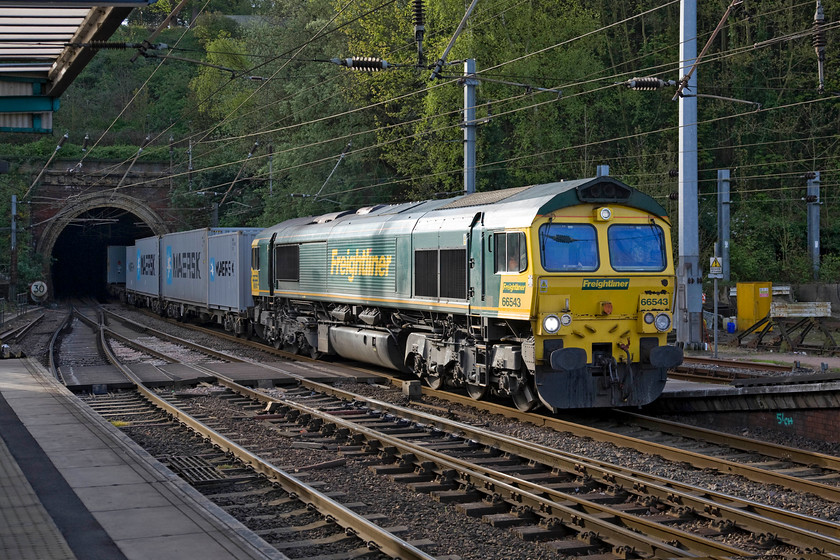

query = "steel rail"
[98, 306, 840, 554]
[106, 305, 840, 502]
[407, 384, 840, 503]
[219, 379, 726, 558]
[75, 308, 179, 364]
[614, 409, 840, 471]
[105, 305, 840, 502]
[231, 376, 840, 555]
[682, 355, 796, 373]
[386, 397, 840, 551]
[0, 312, 44, 341]
[48, 307, 73, 381]
[100, 309, 248, 363]
[126, 308, 318, 363]
[91, 315, 433, 560]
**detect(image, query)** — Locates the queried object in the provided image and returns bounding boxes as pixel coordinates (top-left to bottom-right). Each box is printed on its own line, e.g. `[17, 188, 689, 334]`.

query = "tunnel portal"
[35, 191, 171, 300]
[50, 208, 154, 298]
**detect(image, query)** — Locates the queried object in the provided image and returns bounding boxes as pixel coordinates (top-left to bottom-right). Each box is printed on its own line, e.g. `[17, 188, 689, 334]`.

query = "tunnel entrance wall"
[36, 192, 169, 299]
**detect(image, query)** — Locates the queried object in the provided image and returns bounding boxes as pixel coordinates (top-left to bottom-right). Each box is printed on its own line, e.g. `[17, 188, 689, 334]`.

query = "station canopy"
[0, 1, 155, 133]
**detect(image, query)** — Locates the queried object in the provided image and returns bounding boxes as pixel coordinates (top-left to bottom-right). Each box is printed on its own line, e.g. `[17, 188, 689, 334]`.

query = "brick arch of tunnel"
[36, 193, 169, 299]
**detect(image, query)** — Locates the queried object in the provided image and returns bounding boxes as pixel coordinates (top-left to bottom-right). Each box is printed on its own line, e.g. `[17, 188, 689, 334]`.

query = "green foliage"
[819, 255, 840, 283]
[51, 25, 200, 144]
[4, 1, 840, 286]
[0, 169, 42, 288]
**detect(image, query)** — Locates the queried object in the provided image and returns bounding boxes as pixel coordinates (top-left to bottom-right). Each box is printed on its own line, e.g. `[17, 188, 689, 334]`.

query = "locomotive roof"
[257, 177, 668, 239]
[436, 177, 668, 217]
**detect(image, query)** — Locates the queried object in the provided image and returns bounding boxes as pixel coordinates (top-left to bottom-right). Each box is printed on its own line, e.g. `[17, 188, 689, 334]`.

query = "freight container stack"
[120, 228, 260, 334]
[106, 246, 127, 284]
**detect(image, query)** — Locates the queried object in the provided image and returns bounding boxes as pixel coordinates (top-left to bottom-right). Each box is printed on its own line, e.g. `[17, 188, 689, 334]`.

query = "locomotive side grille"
[440, 249, 467, 299]
[415, 250, 438, 297]
[299, 242, 326, 291]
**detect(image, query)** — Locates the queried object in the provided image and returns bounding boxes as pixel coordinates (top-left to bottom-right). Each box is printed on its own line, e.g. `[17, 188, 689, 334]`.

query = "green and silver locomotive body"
[250, 177, 683, 410]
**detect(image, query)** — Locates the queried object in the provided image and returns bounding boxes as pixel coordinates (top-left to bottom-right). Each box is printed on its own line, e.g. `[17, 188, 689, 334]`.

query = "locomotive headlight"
[596, 207, 612, 221]
[543, 314, 561, 333]
[643, 312, 655, 324]
[560, 313, 572, 326]
[654, 312, 672, 332]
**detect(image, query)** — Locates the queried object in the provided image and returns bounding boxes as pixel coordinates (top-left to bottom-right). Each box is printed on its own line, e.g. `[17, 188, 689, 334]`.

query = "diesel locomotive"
[249, 176, 683, 411]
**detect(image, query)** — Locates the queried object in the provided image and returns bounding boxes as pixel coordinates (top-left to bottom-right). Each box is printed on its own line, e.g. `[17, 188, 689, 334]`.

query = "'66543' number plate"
[639, 296, 669, 309]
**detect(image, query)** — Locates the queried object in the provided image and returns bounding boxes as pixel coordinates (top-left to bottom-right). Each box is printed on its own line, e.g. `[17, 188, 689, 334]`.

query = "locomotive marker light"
[542, 314, 561, 334]
[596, 207, 612, 221]
[559, 313, 572, 327]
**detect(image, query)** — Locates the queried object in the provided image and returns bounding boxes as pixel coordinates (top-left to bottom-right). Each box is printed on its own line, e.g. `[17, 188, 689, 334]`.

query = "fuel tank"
[327, 326, 404, 371]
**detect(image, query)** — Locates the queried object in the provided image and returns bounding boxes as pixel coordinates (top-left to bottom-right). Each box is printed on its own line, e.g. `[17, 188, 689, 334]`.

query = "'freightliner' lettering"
[582, 278, 630, 290]
[330, 249, 392, 282]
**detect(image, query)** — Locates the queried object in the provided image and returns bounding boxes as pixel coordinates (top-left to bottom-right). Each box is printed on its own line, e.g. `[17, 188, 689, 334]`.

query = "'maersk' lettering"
[173, 252, 202, 279]
[140, 254, 156, 276]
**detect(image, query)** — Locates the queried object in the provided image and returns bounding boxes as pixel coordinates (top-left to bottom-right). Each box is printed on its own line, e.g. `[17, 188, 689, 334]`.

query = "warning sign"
[708, 256, 723, 279]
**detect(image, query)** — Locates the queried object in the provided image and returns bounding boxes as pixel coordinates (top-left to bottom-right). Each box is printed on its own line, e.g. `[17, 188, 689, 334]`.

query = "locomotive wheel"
[511, 386, 538, 412]
[465, 383, 488, 400]
[424, 373, 443, 390]
[510, 370, 539, 412]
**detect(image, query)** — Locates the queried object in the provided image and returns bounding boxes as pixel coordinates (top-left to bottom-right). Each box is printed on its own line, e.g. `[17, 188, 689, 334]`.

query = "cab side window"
[494, 232, 527, 273]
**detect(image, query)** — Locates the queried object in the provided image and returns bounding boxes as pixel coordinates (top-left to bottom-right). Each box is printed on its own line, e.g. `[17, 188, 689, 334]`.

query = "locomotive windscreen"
[607, 224, 666, 272]
[539, 224, 598, 272]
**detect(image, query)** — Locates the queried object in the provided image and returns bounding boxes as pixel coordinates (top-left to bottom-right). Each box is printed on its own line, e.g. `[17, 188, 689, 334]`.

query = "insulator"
[668, 192, 679, 201]
[813, 26, 826, 50]
[814, 1, 826, 47]
[668, 168, 679, 178]
[346, 57, 390, 71]
[413, 0, 425, 27]
[626, 77, 671, 91]
[805, 194, 818, 202]
[86, 41, 129, 49]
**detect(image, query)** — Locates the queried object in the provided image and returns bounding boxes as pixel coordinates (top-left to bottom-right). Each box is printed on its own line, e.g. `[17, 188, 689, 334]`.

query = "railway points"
[0, 357, 288, 560]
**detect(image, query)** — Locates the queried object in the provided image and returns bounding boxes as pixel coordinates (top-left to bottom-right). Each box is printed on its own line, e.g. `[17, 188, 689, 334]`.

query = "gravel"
[13, 302, 840, 558]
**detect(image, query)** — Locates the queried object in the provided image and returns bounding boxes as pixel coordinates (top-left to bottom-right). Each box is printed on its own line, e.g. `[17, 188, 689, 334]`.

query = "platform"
[0, 358, 288, 560]
[653, 373, 840, 413]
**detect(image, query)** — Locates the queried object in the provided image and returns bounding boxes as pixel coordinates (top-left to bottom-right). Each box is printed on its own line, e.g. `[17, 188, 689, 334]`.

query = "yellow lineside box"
[736, 282, 772, 331]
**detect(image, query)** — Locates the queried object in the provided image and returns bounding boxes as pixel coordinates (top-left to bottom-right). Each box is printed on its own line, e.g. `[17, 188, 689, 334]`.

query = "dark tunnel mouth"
[50, 208, 154, 299]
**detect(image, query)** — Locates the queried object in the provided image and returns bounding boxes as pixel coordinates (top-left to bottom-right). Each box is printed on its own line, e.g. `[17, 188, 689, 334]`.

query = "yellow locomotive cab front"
[527, 204, 683, 409]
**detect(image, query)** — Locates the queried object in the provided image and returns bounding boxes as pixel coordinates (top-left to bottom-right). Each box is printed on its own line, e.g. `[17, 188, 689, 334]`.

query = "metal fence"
[0, 293, 28, 328]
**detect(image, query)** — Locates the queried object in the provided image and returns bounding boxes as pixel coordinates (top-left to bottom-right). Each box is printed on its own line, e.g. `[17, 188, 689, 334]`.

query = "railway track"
[670, 355, 804, 384]
[56, 303, 440, 560]
[105, 303, 840, 499]
[0, 311, 44, 357]
[0, 312, 44, 343]
[53, 303, 840, 558]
